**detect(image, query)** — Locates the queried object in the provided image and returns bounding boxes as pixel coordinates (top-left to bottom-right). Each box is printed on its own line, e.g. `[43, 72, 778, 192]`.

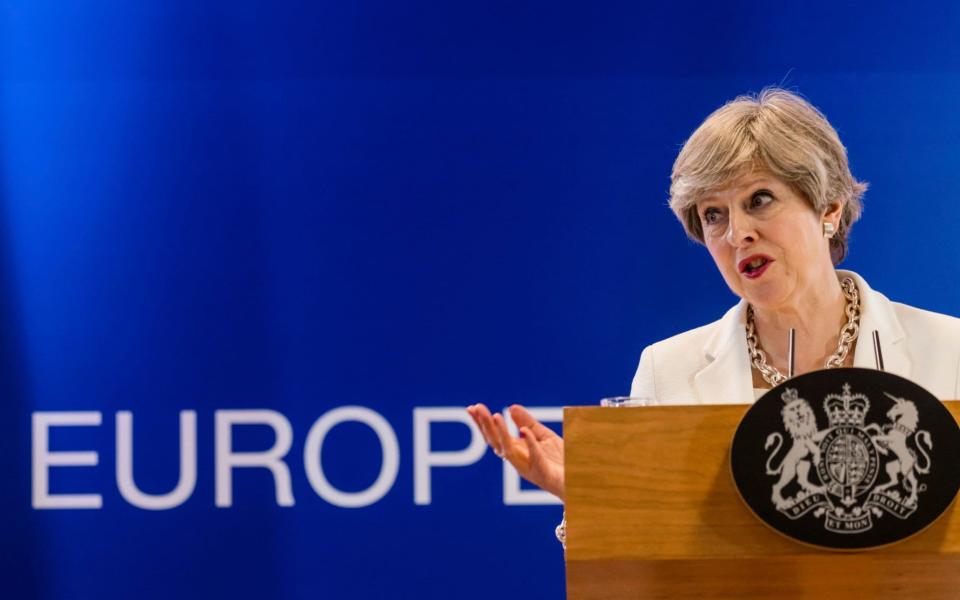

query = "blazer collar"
[692, 270, 909, 404]
[693, 300, 753, 404]
[843, 270, 910, 378]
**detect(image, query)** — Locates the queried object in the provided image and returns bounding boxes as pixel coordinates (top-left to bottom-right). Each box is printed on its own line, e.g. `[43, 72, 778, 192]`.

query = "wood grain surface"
[564, 402, 960, 599]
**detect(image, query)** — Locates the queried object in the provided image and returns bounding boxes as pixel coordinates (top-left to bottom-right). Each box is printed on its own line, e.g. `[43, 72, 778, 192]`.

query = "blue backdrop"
[3, 2, 960, 598]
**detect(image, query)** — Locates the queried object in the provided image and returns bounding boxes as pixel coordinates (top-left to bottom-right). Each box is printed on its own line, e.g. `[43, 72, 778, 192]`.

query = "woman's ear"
[822, 199, 843, 229]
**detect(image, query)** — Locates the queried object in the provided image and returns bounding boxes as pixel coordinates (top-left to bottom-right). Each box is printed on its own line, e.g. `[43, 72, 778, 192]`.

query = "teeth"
[749, 258, 765, 268]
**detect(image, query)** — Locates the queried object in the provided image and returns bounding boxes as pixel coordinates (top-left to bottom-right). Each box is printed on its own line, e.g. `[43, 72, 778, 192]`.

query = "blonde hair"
[669, 88, 867, 264]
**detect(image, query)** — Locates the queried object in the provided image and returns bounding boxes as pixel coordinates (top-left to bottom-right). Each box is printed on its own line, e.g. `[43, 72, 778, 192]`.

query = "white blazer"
[630, 271, 960, 404]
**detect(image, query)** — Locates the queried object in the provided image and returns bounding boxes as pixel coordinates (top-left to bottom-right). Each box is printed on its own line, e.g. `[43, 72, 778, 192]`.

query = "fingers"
[491, 413, 513, 458]
[509, 404, 555, 441]
[519, 426, 540, 464]
[466, 404, 537, 463]
[466, 404, 499, 452]
[493, 413, 531, 471]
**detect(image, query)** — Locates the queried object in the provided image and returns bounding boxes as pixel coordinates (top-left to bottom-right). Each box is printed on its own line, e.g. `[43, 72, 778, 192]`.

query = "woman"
[466, 88, 960, 501]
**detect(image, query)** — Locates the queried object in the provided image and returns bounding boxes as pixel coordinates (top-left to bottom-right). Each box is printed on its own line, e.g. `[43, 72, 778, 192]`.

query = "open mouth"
[738, 255, 773, 279]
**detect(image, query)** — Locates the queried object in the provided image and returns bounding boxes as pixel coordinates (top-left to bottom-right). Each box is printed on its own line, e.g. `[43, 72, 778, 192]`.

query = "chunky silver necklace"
[746, 276, 860, 386]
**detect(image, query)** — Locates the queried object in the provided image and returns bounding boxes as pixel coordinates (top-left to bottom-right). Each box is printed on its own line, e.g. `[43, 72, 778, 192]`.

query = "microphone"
[787, 328, 796, 379]
[873, 330, 885, 371]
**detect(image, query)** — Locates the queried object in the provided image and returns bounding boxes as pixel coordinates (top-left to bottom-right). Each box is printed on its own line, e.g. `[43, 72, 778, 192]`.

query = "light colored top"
[630, 270, 960, 405]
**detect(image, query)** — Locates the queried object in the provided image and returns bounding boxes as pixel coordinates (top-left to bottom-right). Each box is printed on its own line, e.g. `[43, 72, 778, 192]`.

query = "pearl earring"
[823, 222, 836, 238]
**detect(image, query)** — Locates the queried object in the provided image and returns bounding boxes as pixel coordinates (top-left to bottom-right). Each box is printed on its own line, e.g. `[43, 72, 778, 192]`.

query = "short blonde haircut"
[669, 88, 867, 264]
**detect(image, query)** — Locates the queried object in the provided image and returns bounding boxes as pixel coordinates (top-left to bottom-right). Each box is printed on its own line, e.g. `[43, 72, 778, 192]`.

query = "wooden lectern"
[564, 402, 960, 599]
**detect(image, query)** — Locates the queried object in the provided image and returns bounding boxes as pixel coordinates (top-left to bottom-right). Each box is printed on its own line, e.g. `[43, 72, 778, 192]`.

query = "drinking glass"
[599, 396, 651, 407]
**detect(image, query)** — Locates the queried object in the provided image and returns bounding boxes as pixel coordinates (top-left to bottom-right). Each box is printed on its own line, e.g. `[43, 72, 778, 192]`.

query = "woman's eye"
[702, 208, 723, 225]
[749, 191, 774, 209]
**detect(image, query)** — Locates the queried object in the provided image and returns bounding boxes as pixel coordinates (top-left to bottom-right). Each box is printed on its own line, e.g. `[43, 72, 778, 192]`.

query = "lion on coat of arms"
[764, 388, 828, 508]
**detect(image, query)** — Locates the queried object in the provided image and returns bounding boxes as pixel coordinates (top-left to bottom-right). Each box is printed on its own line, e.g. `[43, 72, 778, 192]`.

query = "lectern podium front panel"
[564, 403, 960, 599]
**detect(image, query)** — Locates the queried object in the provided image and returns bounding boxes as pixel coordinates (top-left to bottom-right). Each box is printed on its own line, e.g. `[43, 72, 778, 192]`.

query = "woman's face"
[695, 171, 840, 312]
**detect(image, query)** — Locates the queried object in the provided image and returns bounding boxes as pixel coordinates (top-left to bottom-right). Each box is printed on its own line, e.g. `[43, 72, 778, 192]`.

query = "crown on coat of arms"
[780, 388, 801, 404]
[824, 384, 870, 427]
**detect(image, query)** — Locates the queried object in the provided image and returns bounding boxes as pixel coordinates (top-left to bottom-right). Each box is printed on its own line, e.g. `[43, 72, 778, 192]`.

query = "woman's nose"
[724, 211, 756, 247]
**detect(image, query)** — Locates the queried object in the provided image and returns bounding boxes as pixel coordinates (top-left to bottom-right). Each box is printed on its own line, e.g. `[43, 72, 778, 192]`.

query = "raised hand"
[466, 403, 565, 500]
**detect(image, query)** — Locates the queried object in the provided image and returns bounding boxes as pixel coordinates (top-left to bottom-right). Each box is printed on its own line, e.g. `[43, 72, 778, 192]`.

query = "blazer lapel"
[844, 270, 911, 378]
[693, 301, 754, 404]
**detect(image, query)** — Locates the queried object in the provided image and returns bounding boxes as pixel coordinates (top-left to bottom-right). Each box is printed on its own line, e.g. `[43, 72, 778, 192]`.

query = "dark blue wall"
[3, 2, 960, 598]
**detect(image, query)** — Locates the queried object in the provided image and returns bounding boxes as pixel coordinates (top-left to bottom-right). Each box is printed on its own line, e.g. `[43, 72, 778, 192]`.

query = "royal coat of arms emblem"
[765, 385, 931, 533]
[731, 368, 960, 549]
